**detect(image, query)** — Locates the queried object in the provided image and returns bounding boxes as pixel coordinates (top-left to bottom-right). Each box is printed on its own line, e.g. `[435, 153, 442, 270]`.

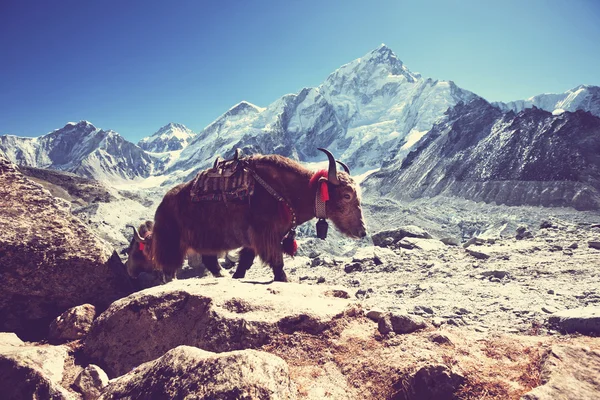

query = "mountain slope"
[364, 99, 600, 210]
[0, 121, 154, 181]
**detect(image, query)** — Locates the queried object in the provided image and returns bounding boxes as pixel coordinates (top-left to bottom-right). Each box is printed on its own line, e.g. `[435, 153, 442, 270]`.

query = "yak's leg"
[269, 252, 288, 282]
[202, 255, 225, 277]
[232, 247, 255, 279]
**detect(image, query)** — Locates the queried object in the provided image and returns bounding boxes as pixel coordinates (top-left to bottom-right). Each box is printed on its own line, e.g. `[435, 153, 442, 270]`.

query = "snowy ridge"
[493, 85, 600, 117]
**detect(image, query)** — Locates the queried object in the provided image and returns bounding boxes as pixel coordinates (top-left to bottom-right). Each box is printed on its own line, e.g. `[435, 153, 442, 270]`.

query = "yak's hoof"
[273, 271, 288, 282]
[232, 270, 246, 279]
[212, 270, 225, 278]
[162, 272, 176, 283]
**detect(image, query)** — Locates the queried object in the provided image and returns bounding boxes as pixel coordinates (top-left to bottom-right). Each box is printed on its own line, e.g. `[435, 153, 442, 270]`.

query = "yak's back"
[190, 157, 255, 203]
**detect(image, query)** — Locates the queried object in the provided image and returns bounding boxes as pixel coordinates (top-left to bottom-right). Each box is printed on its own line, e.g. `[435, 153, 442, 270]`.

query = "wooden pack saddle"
[190, 150, 255, 203]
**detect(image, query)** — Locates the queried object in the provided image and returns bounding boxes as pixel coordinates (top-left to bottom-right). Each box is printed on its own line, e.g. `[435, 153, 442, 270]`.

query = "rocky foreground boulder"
[0, 156, 132, 338]
[0, 333, 72, 400]
[522, 345, 600, 400]
[84, 279, 356, 377]
[99, 346, 296, 400]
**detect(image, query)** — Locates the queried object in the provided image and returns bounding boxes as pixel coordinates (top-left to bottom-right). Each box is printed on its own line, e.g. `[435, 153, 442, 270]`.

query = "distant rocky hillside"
[17, 165, 116, 206]
[365, 99, 600, 210]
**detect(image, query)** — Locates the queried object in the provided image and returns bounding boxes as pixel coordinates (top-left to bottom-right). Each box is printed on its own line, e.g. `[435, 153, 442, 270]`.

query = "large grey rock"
[372, 225, 432, 247]
[84, 279, 357, 377]
[397, 237, 446, 251]
[0, 340, 72, 400]
[548, 306, 600, 335]
[0, 157, 132, 339]
[99, 346, 296, 400]
[378, 313, 428, 335]
[49, 304, 96, 342]
[521, 345, 600, 400]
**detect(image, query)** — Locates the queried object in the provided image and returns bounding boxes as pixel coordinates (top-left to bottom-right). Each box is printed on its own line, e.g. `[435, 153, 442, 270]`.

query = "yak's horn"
[336, 160, 350, 174]
[317, 148, 340, 185]
[126, 225, 147, 244]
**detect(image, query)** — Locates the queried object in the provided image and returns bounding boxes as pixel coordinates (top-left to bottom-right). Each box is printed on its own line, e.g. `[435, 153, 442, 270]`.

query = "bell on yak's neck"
[316, 218, 328, 240]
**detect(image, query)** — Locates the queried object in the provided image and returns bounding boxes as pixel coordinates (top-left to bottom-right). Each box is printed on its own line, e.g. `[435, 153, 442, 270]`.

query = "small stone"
[390, 314, 428, 334]
[588, 241, 600, 250]
[405, 365, 465, 400]
[440, 237, 460, 246]
[344, 262, 363, 273]
[378, 314, 393, 334]
[463, 237, 485, 248]
[316, 276, 325, 284]
[568, 242, 578, 249]
[549, 245, 563, 252]
[542, 306, 559, 314]
[465, 248, 490, 260]
[308, 249, 321, 258]
[548, 289, 555, 295]
[432, 318, 445, 328]
[74, 364, 109, 400]
[482, 270, 510, 280]
[563, 249, 573, 256]
[49, 304, 96, 342]
[540, 220, 556, 229]
[366, 308, 384, 322]
[348, 279, 361, 287]
[428, 333, 453, 345]
[382, 237, 395, 247]
[516, 226, 534, 240]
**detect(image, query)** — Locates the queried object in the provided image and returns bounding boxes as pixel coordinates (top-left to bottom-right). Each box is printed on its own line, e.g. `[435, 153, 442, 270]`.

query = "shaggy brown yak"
[130, 148, 366, 282]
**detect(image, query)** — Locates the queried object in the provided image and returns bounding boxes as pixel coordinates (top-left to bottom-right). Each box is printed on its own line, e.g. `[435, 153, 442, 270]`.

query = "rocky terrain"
[2, 153, 600, 399]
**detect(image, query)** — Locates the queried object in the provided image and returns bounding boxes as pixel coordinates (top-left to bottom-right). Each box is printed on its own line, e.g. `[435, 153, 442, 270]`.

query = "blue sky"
[1, 0, 599, 142]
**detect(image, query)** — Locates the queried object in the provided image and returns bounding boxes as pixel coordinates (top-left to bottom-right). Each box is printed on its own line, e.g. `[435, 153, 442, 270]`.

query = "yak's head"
[318, 148, 367, 239]
[124, 221, 154, 278]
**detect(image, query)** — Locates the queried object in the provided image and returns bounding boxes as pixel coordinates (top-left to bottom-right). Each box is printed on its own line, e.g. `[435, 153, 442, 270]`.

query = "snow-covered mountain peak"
[138, 122, 196, 153]
[224, 101, 264, 118]
[323, 45, 422, 94]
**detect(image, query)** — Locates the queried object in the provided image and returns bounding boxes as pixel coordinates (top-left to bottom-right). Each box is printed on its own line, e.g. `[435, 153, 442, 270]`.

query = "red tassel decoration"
[282, 231, 297, 256]
[320, 181, 329, 201]
[139, 243, 145, 251]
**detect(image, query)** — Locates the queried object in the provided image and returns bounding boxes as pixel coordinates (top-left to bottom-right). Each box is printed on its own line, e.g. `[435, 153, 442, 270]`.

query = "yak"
[127, 148, 366, 282]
